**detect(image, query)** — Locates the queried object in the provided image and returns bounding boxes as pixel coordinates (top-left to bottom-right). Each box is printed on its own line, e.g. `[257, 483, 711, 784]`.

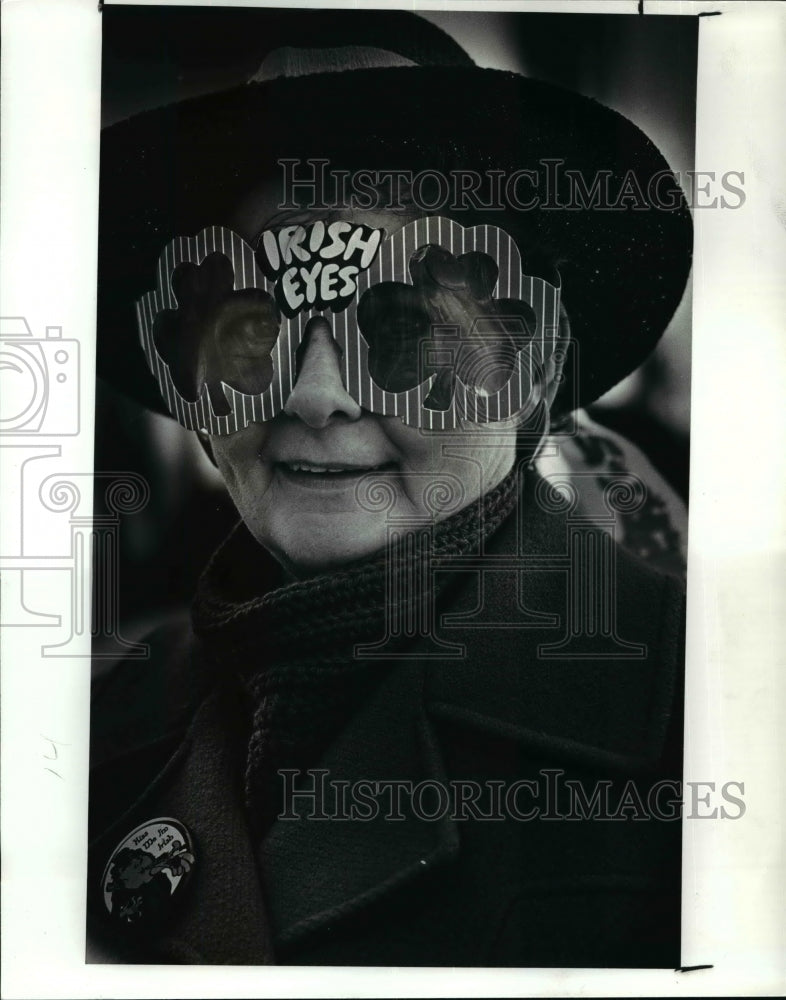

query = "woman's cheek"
[382, 413, 519, 510]
[378, 416, 442, 470]
[209, 423, 273, 495]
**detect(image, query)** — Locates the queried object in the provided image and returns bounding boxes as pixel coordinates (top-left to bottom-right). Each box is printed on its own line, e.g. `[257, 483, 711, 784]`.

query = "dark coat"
[87, 486, 684, 967]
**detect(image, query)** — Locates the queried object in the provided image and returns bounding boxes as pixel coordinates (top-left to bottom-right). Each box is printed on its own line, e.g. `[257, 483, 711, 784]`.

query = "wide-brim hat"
[98, 9, 692, 419]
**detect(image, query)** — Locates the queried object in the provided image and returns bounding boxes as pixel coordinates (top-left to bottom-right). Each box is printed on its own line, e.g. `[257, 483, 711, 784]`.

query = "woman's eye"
[202, 292, 281, 396]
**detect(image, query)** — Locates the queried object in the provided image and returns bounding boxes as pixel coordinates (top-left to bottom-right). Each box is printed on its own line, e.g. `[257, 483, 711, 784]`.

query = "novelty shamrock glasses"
[136, 217, 562, 434]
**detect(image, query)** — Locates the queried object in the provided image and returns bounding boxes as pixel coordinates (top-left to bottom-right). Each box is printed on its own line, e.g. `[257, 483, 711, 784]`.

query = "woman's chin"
[260, 511, 390, 579]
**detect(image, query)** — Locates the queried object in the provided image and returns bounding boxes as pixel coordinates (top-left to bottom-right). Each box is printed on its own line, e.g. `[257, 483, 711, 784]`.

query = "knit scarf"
[192, 468, 521, 833]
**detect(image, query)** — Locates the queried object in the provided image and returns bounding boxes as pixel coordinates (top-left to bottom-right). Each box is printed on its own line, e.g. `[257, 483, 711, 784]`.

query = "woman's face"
[207, 205, 526, 577]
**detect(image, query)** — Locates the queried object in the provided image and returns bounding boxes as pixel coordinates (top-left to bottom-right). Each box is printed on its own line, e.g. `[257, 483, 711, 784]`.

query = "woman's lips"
[274, 459, 398, 489]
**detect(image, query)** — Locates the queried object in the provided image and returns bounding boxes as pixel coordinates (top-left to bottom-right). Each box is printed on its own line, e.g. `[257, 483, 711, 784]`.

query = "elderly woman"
[88, 11, 691, 967]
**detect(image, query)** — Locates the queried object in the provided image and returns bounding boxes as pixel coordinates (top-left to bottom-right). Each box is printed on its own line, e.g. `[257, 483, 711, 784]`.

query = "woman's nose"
[283, 317, 362, 428]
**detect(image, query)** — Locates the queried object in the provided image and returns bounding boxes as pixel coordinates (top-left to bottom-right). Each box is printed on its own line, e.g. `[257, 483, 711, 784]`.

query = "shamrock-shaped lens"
[357, 245, 536, 411]
[153, 253, 280, 416]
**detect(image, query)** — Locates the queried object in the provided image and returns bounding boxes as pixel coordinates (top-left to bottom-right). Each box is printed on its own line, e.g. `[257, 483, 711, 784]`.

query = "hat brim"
[97, 66, 692, 418]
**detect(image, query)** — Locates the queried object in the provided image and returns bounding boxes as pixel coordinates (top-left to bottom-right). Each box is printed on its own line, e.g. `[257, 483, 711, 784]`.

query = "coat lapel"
[88, 683, 275, 964]
[89, 661, 461, 962]
[259, 660, 460, 952]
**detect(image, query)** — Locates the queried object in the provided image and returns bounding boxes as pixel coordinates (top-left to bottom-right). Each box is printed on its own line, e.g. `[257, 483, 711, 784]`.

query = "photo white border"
[1, 1, 784, 997]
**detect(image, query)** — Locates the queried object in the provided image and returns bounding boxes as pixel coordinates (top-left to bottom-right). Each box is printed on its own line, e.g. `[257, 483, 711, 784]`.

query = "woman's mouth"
[275, 459, 398, 488]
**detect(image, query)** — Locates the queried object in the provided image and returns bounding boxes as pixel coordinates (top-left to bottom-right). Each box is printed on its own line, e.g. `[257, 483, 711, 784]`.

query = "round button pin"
[100, 817, 195, 927]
